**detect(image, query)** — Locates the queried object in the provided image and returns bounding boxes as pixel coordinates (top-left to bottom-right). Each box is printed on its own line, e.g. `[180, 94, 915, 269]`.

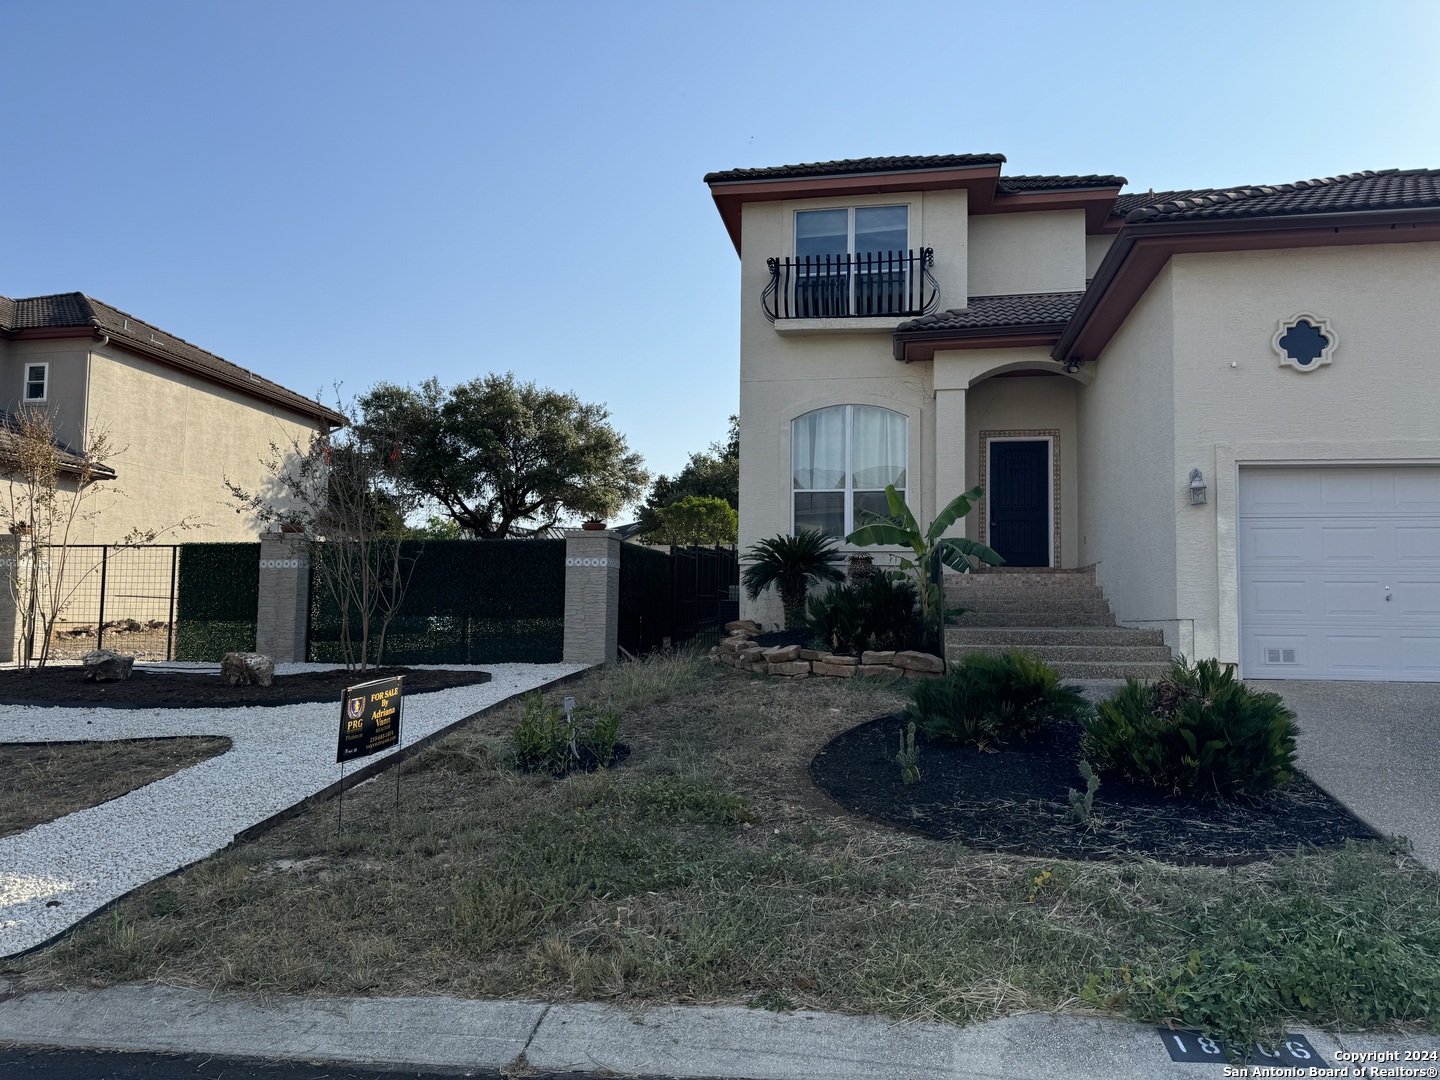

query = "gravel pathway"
[0, 662, 587, 958]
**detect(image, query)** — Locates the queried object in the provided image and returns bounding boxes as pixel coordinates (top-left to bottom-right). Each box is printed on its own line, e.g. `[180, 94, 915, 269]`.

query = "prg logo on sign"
[347, 696, 365, 719]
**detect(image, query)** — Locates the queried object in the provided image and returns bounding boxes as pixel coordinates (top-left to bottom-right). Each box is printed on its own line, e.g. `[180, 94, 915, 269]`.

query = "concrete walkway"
[0, 986, 1436, 1080]
[0, 663, 586, 958]
[1257, 679, 1440, 872]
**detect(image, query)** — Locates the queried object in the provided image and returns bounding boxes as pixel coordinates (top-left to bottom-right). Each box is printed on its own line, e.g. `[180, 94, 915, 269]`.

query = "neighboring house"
[0, 292, 345, 542]
[706, 154, 1440, 682]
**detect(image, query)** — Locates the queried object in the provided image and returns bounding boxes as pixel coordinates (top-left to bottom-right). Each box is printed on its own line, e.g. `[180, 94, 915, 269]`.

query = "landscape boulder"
[82, 649, 135, 682]
[222, 652, 276, 687]
[893, 650, 946, 674]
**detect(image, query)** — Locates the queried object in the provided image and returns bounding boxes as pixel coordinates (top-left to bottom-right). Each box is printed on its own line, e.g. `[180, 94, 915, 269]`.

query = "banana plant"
[845, 485, 1004, 654]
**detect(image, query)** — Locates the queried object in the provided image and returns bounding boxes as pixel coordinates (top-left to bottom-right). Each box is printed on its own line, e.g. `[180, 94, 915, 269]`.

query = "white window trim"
[791, 404, 908, 540]
[23, 362, 49, 404]
[984, 435, 1055, 569]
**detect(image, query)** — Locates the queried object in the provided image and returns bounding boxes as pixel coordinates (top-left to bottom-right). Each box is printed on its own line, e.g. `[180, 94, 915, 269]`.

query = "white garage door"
[1239, 465, 1440, 681]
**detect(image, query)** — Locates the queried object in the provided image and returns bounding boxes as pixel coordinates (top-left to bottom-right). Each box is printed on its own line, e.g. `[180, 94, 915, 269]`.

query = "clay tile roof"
[997, 174, 1127, 192]
[704, 153, 1006, 184]
[0, 292, 344, 426]
[1121, 169, 1440, 223]
[897, 291, 1085, 333]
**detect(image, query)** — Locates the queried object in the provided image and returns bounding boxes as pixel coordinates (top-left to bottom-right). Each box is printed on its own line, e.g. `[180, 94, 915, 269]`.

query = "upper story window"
[792, 405, 908, 539]
[796, 205, 909, 260]
[764, 205, 936, 321]
[24, 363, 48, 403]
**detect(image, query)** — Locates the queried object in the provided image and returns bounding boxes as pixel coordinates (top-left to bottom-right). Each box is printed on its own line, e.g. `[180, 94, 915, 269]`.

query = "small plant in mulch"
[1082, 657, 1300, 799]
[894, 721, 921, 785]
[904, 650, 1090, 750]
[511, 691, 626, 777]
[1067, 761, 1101, 828]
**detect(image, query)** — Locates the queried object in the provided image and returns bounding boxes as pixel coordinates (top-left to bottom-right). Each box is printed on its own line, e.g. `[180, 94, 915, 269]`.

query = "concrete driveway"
[1255, 680, 1440, 872]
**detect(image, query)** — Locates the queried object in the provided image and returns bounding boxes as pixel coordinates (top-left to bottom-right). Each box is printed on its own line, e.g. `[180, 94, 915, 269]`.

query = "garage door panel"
[1396, 527, 1440, 563]
[1322, 527, 1378, 560]
[1240, 466, 1440, 681]
[1394, 472, 1440, 509]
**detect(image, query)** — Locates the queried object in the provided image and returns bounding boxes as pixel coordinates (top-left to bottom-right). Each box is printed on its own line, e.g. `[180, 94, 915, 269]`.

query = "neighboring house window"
[794, 206, 910, 317]
[792, 405, 908, 538]
[23, 363, 48, 403]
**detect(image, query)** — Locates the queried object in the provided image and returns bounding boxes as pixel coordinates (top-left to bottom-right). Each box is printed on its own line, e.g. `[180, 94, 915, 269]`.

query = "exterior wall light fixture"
[1188, 468, 1207, 506]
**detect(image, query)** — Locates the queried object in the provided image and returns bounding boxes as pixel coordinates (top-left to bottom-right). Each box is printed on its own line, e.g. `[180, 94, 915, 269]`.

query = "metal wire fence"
[38, 544, 182, 662]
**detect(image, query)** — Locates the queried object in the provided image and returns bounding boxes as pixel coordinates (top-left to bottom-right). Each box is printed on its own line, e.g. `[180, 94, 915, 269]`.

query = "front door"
[989, 440, 1050, 567]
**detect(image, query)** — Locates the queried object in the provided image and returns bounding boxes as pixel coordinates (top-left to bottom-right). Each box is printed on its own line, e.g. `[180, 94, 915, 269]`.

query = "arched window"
[791, 405, 908, 538]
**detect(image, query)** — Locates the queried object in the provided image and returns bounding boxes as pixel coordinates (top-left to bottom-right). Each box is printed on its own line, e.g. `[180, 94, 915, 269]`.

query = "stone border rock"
[711, 621, 944, 681]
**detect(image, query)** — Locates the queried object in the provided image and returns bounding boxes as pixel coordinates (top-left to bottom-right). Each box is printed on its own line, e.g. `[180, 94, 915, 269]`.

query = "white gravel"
[0, 662, 588, 958]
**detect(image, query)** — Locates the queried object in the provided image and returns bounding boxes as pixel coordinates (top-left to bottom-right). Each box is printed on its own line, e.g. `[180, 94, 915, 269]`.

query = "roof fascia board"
[894, 325, 1065, 362]
[709, 165, 1002, 252]
[1055, 207, 1440, 366]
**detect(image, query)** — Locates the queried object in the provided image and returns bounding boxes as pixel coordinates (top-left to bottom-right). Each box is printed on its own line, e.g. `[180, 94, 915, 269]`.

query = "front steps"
[944, 567, 1173, 680]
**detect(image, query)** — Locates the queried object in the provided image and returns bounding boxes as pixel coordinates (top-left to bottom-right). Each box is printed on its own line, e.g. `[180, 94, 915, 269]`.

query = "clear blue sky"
[3, 0, 1438, 500]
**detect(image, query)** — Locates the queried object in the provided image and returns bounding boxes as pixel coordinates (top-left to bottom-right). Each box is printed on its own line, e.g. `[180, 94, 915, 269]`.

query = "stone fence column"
[255, 530, 311, 662]
[562, 529, 621, 666]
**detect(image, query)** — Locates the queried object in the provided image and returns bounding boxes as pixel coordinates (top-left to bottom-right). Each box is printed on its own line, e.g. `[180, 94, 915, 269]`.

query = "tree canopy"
[650, 495, 738, 546]
[636, 415, 737, 538]
[356, 374, 647, 539]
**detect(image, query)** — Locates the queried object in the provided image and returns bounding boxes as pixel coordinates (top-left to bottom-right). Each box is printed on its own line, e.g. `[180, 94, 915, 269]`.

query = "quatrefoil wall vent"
[1272, 313, 1337, 372]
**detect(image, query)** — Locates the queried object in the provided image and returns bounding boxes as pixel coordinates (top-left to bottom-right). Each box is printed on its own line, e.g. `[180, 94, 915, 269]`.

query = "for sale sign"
[336, 675, 404, 762]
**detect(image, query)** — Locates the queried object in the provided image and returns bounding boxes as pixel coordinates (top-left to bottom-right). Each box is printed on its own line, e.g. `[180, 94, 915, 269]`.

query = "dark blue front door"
[989, 441, 1050, 567]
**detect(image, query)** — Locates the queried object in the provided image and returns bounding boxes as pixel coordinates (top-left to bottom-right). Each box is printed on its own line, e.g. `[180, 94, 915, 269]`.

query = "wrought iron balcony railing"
[762, 248, 938, 322]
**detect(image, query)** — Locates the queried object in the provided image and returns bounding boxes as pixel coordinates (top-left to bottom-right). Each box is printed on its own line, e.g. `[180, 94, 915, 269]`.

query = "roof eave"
[893, 323, 1068, 362]
[707, 164, 1005, 254]
[1054, 205, 1440, 368]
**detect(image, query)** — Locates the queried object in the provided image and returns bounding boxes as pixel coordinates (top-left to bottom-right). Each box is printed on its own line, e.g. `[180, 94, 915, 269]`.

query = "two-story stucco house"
[706, 153, 1440, 682]
[0, 292, 345, 542]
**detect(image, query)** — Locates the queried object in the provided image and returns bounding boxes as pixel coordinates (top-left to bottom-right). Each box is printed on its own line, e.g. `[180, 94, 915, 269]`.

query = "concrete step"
[946, 584, 1105, 602]
[950, 595, 1112, 614]
[955, 610, 1115, 627]
[1047, 660, 1172, 680]
[946, 643, 1175, 665]
[951, 570, 1094, 587]
[946, 626, 1165, 647]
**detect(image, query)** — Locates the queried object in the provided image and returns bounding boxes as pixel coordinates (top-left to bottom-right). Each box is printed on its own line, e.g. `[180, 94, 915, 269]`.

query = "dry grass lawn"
[6, 654, 1438, 1049]
[0, 737, 231, 838]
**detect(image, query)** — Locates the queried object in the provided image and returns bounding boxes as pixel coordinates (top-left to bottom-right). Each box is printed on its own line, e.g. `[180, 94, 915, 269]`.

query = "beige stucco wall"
[1084, 234, 1114, 280]
[967, 210, 1087, 296]
[0, 338, 92, 450]
[1167, 242, 1440, 665]
[72, 341, 326, 544]
[1076, 264, 1180, 646]
[964, 374, 1080, 568]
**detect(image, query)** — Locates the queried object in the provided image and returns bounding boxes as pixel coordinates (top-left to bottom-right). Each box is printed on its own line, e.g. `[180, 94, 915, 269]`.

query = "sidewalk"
[0, 985, 1436, 1079]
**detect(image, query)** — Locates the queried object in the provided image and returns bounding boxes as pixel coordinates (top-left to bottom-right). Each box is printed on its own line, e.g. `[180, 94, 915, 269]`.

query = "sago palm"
[741, 530, 845, 629]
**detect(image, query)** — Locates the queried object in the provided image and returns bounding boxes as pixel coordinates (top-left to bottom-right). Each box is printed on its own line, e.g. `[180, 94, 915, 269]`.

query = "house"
[705, 154, 1440, 682]
[0, 291, 345, 542]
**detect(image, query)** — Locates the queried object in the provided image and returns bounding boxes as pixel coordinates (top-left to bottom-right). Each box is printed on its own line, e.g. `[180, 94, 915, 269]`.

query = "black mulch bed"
[810, 715, 1380, 865]
[0, 666, 492, 709]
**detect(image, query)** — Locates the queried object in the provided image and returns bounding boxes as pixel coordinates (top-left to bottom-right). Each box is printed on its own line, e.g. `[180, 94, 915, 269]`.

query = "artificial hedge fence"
[307, 539, 566, 665]
[174, 542, 261, 661]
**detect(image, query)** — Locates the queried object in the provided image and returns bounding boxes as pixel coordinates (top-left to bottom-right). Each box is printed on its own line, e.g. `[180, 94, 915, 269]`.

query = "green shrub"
[904, 650, 1088, 748]
[1081, 657, 1299, 798]
[805, 573, 921, 655]
[512, 692, 622, 775]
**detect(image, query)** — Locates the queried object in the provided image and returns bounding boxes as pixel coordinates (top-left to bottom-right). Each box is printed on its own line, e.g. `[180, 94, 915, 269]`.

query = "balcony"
[762, 248, 939, 326]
